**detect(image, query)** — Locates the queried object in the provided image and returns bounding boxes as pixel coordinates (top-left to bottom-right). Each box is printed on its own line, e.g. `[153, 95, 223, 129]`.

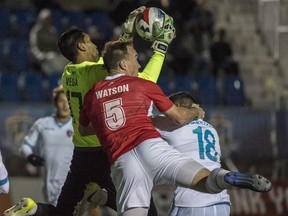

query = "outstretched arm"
[138, 51, 165, 83]
[119, 6, 176, 83]
[138, 15, 176, 83]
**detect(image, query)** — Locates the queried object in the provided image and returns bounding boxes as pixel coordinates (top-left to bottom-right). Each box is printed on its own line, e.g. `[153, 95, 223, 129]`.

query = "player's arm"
[138, 51, 164, 83]
[0, 154, 9, 194]
[78, 123, 96, 136]
[138, 16, 176, 83]
[20, 120, 45, 166]
[78, 90, 96, 136]
[119, 6, 176, 83]
[146, 81, 204, 125]
[164, 105, 204, 125]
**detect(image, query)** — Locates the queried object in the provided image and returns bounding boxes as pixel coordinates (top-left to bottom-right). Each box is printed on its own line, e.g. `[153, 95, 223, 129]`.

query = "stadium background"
[0, 0, 288, 215]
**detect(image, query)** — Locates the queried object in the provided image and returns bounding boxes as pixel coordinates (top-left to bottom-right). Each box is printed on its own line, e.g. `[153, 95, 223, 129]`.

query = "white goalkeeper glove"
[151, 15, 176, 54]
[119, 6, 146, 42]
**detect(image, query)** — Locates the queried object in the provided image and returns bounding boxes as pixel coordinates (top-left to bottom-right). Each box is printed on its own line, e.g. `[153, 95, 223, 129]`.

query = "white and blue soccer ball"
[135, 7, 166, 42]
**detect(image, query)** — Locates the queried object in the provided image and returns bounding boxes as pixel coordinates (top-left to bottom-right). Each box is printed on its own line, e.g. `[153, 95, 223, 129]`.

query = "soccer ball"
[135, 7, 166, 41]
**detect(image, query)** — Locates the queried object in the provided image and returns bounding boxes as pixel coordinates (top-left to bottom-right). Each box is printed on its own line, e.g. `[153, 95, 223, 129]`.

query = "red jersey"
[79, 74, 174, 164]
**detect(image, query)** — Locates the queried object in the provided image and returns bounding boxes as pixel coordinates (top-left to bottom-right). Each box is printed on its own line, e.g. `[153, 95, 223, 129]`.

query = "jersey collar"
[105, 73, 126, 80]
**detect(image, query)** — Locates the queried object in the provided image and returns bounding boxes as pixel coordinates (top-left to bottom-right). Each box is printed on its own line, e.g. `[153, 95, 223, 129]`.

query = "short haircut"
[169, 91, 197, 109]
[52, 85, 65, 105]
[57, 28, 85, 62]
[102, 40, 133, 73]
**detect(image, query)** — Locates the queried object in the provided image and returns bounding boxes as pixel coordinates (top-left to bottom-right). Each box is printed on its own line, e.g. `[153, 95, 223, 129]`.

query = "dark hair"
[102, 40, 133, 73]
[57, 28, 85, 62]
[169, 91, 197, 108]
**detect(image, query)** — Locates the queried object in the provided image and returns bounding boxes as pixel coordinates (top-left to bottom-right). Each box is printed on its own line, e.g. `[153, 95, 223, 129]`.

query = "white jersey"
[153, 116, 230, 207]
[20, 115, 74, 205]
[0, 149, 9, 194]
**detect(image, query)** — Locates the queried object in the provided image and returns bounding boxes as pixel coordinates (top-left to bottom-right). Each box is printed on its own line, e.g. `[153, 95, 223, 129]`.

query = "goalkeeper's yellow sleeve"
[138, 51, 165, 83]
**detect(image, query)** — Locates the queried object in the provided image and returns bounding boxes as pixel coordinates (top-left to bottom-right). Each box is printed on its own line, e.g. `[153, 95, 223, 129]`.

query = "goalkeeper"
[4, 6, 176, 216]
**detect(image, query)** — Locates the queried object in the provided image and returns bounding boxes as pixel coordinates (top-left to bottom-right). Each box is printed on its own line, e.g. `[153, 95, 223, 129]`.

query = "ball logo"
[135, 7, 167, 41]
[139, 19, 150, 34]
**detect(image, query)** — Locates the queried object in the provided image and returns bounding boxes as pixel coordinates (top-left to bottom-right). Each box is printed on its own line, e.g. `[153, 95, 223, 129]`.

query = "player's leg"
[89, 148, 117, 211]
[175, 161, 272, 193]
[3, 198, 56, 216]
[73, 182, 108, 216]
[3, 198, 38, 216]
[138, 138, 272, 194]
[92, 149, 158, 215]
[122, 208, 149, 216]
[147, 196, 158, 216]
[205, 168, 272, 193]
[72, 148, 117, 215]
[170, 203, 230, 216]
[55, 150, 90, 216]
[110, 149, 153, 215]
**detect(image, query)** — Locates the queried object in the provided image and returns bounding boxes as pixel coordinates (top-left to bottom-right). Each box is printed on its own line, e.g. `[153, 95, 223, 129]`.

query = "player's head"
[52, 85, 70, 118]
[169, 91, 197, 109]
[57, 28, 100, 63]
[102, 40, 140, 77]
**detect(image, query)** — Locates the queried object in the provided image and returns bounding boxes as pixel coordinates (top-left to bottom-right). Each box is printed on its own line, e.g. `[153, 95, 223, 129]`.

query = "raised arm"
[163, 105, 205, 126]
[139, 15, 176, 83]
[118, 6, 176, 83]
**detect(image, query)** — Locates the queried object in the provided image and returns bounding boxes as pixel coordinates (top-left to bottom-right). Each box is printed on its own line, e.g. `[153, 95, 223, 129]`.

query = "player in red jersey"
[4, 6, 176, 216]
[79, 40, 272, 216]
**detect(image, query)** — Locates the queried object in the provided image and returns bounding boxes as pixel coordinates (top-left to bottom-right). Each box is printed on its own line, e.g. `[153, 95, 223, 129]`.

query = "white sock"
[205, 168, 231, 193]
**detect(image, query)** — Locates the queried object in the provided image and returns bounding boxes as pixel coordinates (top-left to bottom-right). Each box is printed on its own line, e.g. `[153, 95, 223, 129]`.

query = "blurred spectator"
[165, 0, 215, 76]
[193, 49, 213, 79]
[209, 27, 233, 77]
[29, 8, 68, 75]
[191, 0, 214, 50]
[169, 0, 197, 23]
[31, 0, 60, 13]
[87, 25, 105, 52]
[169, 29, 195, 75]
[181, 0, 214, 56]
[110, 0, 140, 26]
[223, 58, 240, 76]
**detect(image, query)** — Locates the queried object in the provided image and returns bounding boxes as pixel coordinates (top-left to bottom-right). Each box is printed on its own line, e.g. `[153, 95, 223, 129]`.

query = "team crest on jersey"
[66, 130, 73, 137]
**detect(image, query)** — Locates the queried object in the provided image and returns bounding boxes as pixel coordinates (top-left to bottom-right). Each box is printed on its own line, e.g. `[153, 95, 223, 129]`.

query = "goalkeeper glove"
[27, 154, 45, 166]
[119, 6, 146, 42]
[151, 15, 176, 54]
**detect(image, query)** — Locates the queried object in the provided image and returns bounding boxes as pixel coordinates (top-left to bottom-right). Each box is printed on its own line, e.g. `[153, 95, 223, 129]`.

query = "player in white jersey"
[0, 148, 9, 194]
[152, 91, 231, 216]
[20, 86, 74, 206]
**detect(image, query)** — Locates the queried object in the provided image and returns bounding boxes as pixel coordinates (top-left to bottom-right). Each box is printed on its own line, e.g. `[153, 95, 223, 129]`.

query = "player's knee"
[175, 161, 207, 188]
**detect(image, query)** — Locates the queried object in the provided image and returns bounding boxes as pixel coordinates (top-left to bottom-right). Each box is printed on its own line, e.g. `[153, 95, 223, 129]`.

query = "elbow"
[78, 124, 95, 136]
[78, 125, 85, 136]
[171, 116, 188, 126]
[175, 118, 188, 126]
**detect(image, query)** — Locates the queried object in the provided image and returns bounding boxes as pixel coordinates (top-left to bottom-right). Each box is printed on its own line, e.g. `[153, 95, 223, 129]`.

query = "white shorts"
[111, 137, 202, 214]
[170, 203, 231, 216]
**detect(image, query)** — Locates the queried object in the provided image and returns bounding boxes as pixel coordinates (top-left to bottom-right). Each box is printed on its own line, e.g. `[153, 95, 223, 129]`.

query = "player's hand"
[151, 15, 176, 54]
[193, 107, 205, 119]
[27, 154, 45, 166]
[119, 6, 146, 42]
